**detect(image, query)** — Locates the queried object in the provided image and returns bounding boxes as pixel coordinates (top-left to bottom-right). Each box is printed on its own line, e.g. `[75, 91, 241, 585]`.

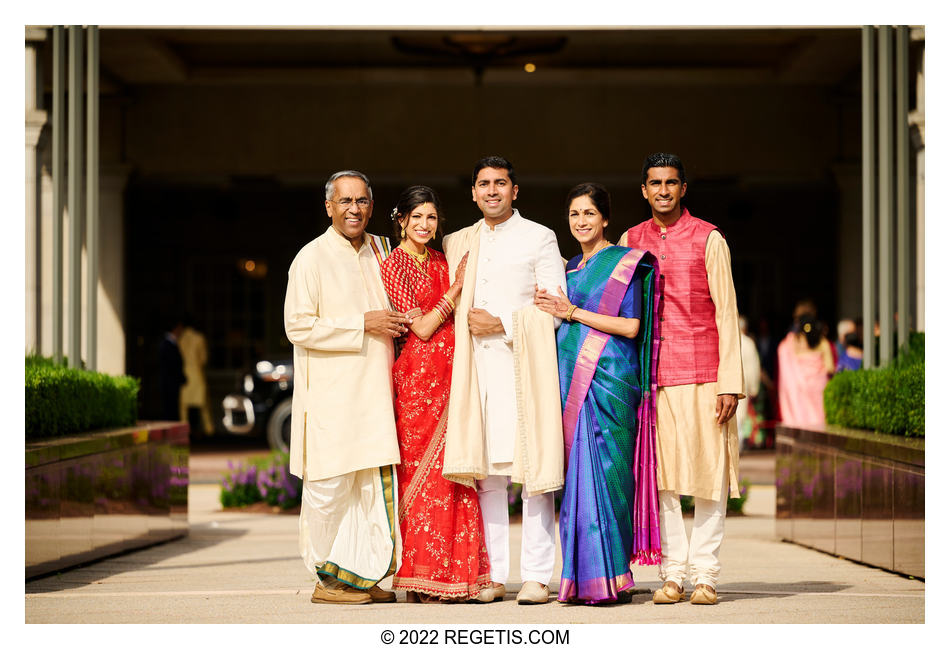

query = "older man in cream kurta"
[284, 170, 410, 605]
[620, 154, 744, 606]
[442, 157, 567, 605]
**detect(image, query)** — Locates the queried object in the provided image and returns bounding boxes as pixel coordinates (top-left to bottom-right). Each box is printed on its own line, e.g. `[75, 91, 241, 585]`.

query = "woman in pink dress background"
[777, 313, 834, 428]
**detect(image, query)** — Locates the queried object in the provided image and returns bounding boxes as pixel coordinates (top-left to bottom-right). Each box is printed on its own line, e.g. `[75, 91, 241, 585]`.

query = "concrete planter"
[25, 422, 189, 579]
[776, 424, 923, 578]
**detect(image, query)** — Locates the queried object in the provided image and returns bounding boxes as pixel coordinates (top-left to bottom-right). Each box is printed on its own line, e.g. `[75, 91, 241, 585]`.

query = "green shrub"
[25, 355, 139, 440]
[824, 333, 924, 437]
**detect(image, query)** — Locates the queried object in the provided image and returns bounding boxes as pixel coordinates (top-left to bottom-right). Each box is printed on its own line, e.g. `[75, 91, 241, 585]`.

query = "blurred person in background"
[737, 315, 761, 451]
[792, 298, 817, 322]
[178, 314, 213, 435]
[777, 312, 834, 428]
[835, 332, 864, 373]
[835, 318, 856, 364]
[158, 317, 185, 421]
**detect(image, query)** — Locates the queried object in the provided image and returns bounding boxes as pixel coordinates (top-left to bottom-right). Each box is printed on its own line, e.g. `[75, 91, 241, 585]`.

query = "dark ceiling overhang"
[60, 26, 870, 93]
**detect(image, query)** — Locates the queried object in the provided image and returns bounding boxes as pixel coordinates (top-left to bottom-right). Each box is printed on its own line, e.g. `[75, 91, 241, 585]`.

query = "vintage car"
[221, 359, 293, 453]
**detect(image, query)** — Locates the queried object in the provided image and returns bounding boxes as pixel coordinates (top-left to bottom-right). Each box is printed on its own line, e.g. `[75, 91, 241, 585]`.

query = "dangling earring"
[400, 225, 406, 239]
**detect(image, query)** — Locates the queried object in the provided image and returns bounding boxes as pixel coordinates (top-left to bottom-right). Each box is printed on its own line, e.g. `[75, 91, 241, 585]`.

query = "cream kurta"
[284, 226, 400, 481]
[455, 211, 567, 469]
[442, 213, 566, 496]
[619, 229, 744, 500]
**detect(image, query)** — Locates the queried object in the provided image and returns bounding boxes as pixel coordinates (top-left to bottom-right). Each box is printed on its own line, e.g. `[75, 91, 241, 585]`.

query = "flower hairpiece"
[390, 207, 400, 221]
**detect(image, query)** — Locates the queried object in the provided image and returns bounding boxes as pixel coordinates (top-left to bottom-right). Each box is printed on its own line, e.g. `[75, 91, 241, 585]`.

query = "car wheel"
[266, 398, 293, 455]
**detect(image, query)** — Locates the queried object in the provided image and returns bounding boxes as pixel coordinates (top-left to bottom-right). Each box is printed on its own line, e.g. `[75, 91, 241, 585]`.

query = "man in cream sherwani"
[284, 170, 411, 605]
[442, 156, 567, 605]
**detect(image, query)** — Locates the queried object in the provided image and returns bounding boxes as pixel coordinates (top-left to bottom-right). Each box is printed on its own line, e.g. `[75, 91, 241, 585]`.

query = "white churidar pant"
[477, 474, 555, 585]
[657, 453, 728, 589]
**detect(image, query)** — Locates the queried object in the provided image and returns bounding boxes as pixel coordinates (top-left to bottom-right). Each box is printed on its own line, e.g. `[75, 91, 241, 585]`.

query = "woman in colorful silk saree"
[380, 185, 491, 603]
[534, 183, 662, 605]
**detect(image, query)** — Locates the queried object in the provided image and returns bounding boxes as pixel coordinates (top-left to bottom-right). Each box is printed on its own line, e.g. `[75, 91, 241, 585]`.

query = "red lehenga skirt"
[381, 247, 491, 599]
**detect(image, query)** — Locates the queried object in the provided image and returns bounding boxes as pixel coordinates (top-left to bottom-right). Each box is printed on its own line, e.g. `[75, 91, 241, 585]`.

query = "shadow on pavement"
[718, 580, 851, 600]
[25, 523, 251, 594]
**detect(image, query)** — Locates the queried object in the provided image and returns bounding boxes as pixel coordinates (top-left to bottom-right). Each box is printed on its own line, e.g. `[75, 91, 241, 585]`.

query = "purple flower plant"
[220, 452, 302, 510]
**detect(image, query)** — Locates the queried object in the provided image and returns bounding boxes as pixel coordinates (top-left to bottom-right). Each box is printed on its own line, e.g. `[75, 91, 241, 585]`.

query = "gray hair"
[837, 318, 856, 341]
[325, 170, 373, 201]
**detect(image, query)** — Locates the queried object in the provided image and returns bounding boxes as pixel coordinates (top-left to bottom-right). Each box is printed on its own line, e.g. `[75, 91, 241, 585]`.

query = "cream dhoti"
[299, 466, 400, 587]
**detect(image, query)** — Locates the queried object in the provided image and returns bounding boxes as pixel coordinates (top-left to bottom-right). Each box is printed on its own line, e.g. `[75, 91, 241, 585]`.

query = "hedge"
[25, 355, 140, 440]
[824, 333, 924, 437]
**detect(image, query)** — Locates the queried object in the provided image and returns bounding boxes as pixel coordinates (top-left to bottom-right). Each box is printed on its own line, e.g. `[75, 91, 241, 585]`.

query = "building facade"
[24, 26, 925, 421]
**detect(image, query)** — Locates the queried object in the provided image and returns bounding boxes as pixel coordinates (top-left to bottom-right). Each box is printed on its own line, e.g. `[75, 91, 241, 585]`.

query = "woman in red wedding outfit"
[380, 186, 490, 602]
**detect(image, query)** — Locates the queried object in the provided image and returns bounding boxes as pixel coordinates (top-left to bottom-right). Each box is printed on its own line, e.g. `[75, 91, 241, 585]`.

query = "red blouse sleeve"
[381, 252, 420, 313]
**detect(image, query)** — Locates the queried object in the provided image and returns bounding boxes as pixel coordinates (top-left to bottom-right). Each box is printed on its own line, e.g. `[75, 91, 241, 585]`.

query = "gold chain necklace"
[401, 244, 429, 267]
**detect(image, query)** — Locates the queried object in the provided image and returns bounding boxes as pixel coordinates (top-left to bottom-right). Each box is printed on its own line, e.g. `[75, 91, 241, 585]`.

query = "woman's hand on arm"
[533, 285, 569, 318]
[449, 252, 468, 300]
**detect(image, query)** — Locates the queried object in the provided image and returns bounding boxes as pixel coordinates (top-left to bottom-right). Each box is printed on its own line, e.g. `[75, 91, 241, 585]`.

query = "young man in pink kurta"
[619, 153, 744, 605]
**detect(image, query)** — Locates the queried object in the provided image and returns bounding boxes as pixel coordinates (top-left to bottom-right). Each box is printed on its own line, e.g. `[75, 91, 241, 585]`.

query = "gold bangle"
[566, 305, 578, 322]
[437, 299, 451, 320]
[444, 294, 455, 310]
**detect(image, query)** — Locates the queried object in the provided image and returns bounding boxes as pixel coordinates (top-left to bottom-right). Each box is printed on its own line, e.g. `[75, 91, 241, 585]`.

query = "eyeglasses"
[330, 197, 372, 208]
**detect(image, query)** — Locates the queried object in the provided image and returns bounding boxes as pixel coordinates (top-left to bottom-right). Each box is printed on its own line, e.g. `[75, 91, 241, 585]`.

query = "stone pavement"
[25, 451, 925, 628]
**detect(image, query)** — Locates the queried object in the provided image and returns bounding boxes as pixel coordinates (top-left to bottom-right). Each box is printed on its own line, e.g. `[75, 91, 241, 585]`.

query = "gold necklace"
[401, 244, 429, 267]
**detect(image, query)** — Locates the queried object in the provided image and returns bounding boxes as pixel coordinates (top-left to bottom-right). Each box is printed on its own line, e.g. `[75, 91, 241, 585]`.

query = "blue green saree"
[557, 245, 661, 604]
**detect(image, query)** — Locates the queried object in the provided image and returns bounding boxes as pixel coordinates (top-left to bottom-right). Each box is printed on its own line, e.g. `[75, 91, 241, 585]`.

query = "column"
[51, 26, 66, 363]
[67, 25, 83, 368]
[86, 26, 99, 370]
[895, 26, 910, 347]
[861, 26, 877, 368]
[26, 29, 47, 354]
[876, 26, 894, 366]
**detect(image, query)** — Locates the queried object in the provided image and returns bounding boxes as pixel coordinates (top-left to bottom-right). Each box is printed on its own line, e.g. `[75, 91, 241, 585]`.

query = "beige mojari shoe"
[689, 584, 718, 605]
[516, 581, 550, 605]
[472, 582, 506, 603]
[652, 581, 686, 604]
[311, 580, 371, 605]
